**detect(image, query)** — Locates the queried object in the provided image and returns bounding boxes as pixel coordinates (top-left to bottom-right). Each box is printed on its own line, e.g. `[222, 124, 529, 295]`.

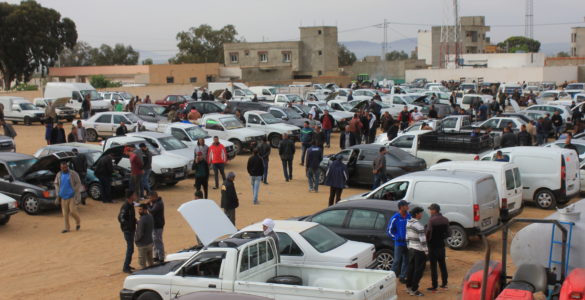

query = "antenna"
[440, 0, 461, 68]
[525, 0, 534, 39]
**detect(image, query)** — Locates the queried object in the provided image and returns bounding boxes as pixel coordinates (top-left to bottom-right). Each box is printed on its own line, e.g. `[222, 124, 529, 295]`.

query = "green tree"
[58, 41, 94, 66]
[338, 44, 357, 66]
[385, 50, 409, 61]
[0, 1, 77, 89]
[89, 75, 121, 88]
[142, 58, 153, 65]
[170, 24, 239, 64]
[497, 36, 541, 53]
[557, 51, 570, 58]
[90, 43, 139, 65]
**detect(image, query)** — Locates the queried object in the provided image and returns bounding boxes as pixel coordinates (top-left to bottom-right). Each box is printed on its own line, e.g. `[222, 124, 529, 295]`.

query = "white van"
[480, 147, 580, 209]
[344, 170, 501, 249]
[249, 86, 277, 101]
[458, 94, 493, 111]
[44, 82, 111, 116]
[0, 96, 45, 125]
[429, 161, 523, 221]
[208, 82, 254, 101]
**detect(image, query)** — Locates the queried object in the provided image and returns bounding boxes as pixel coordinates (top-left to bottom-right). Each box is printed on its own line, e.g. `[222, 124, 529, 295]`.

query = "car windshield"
[300, 224, 347, 253]
[287, 94, 303, 102]
[402, 95, 416, 104]
[19, 103, 37, 110]
[295, 105, 311, 114]
[81, 90, 102, 100]
[282, 108, 302, 119]
[120, 92, 133, 100]
[566, 84, 584, 90]
[541, 92, 557, 98]
[158, 136, 187, 151]
[340, 103, 354, 111]
[152, 106, 167, 115]
[124, 113, 140, 123]
[185, 126, 209, 140]
[220, 117, 244, 129]
[7, 158, 38, 178]
[261, 113, 283, 124]
[242, 89, 254, 96]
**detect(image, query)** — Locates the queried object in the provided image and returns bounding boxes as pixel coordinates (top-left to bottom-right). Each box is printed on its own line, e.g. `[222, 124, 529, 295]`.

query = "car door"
[170, 251, 226, 296]
[276, 232, 305, 265]
[203, 118, 226, 140]
[355, 150, 375, 185]
[0, 163, 19, 200]
[367, 180, 410, 201]
[245, 114, 266, 133]
[308, 208, 350, 237]
[338, 209, 389, 248]
[93, 114, 112, 136]
[389, 135, 415, 155]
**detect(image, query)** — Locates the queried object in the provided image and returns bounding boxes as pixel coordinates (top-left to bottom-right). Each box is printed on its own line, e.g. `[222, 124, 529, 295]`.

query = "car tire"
[266, 275, 303, 285]
[534, 189, 556, 209]
[374, 249, 394, 270]
[230, 139, 243, 154]
[88, 182, 102, 201]
[86, 129, 98, 142]
[446, 224, 468, 250]
[24, 116, 31, 126]
[318, 168, 326, 184]
[0, 215, 10, 225]
[21, 193, 41, 215]
[136, 291, 162, 300]
[269, 133, 282, 148]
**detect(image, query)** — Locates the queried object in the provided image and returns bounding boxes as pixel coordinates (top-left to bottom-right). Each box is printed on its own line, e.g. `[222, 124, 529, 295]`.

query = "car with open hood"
[127, 131, 195, 175]
[33, 97, 77, 122]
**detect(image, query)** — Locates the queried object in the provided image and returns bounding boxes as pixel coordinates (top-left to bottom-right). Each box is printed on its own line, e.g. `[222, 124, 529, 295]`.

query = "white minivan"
[344, 170, 501, 249]
[44, 82, 111, 116]
[481, 147, 580, 209]
[0, 96, 45, 125]
[429, 161, 523, 221]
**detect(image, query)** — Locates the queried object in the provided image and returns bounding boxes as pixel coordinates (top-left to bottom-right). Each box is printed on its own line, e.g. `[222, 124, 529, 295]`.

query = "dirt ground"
[0, 119, 569, 300]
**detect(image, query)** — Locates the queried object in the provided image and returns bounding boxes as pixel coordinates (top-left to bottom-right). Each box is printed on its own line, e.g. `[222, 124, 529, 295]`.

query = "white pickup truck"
[243, 111, 300, 147]
[272, 94, 304, 107]
[200, 114, 265, 154]
[120, 200, 396, 300]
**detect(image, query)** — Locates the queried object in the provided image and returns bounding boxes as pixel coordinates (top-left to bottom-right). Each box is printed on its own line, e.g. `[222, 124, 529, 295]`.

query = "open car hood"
[52, 97, 70, 107]
[22, 151, 76, 179]
[92, 145, 125, 167]
[177, 199, 237, 246]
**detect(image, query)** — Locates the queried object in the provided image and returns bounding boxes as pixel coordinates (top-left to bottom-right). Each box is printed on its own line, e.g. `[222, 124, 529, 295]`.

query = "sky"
[8, 0, 585, 60]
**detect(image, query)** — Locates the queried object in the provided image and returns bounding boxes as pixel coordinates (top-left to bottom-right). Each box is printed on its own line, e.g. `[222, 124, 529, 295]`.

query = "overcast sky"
[9, 0, 585, 59]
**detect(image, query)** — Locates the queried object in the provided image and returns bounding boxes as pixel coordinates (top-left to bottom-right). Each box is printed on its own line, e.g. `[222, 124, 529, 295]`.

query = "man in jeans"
[388, 200, 410, 284]
[299, 121, 314, 166]
[139, 143, 152, 198]
[126, 145, 143, 197]
[320, 110, 335, 148]
[278, 133, 295, 181]
[372, 147, 387, 189]
[54, 161, 82, 233]
[208, 136, 227, 189]
[147, 191, 165, 263]
[135, 204, 154, 269]
[247, 148, 264, 205]
[119, 192, 137, 273]
[426, 203, 449, 292]
[406, 207, 428, 297]
[305, 141, 322, 192]
[258, 136, 271, 184]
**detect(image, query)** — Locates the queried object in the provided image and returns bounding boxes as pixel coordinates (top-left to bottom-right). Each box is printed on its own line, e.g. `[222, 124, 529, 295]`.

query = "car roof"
[41, 144, 101, 153]
[347, 143, 389, 151]
[127, 131, 170, 138]
[399, 170, 492, 182]
[498, 146, 566, 154]
[168, 122, 197, 128]
[245, 110, 270, 115]
[332, 199, 399, 211]
[108, 136, 145, 143]
[0, 152, 35, 162]
[552, 139, 585, 145]
[240, 220, 317, 232]
[204, 113, 233, 119]
[430, 160, 516, 171]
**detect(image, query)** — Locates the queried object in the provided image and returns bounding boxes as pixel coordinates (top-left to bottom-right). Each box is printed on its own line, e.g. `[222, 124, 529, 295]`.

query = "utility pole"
[525, 0, 534, 39]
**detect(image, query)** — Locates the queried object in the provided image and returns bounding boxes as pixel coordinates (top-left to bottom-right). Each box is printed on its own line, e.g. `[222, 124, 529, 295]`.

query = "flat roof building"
[571, 27, 585, 57]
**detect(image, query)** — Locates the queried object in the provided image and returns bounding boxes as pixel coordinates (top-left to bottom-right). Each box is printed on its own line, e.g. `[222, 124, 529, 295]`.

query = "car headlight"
[287, 131, 294, 135]
[161, 168, 171, 173]
[8, 201, 17, 209]
[245, 137, 253, 141]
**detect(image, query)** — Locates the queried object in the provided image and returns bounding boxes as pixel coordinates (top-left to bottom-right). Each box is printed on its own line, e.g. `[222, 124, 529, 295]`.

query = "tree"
[142, 58, 153, 65]
[89, 75, 121, 88]
[58, 41, 94, 66]
[338, 44, 357, 66]
[170, 24, 239, 64]
[0, 1, 77, 89]
[385, 50, 408, 61]
[497, 36, 541, 53]
[557, 51, 570, 58]
[90, 44, 139, 65]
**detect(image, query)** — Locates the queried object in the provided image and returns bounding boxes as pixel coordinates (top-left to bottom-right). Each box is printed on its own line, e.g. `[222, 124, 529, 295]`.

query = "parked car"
[267, 106, 311, 128]
[0, 136, 15, 152]
[0, 193, 18, 225]
[249, 86, 277, 102]
[0, 96, 45, 125]
[537, 90, 572, 102]
[305, 101, 353, 130]
[161, 123, 236, 160]
[99, 91, 133, 107]
[545, 139, 585, 161]
[272, 94, 304, 107]
[522, 104, 572, 124]
[155, 95, 189, 107]
[564, 82, 585, 98]
[134, 104, 169, 123]
[200, 114, 265, 154]
[33, 97, 77, 122]
[319, 144, 426, 186]
[243, 111, 300, 147]
[127, 132, 195, 175]
[383, 94, 423, 117]
[458, 94, 493, 111]
[328, 100, 356, 112]
[225, 101, 272, 114]
[343, 170, 502, 249]
[82, 112, 161, 142]
[183, 101, 226, 116]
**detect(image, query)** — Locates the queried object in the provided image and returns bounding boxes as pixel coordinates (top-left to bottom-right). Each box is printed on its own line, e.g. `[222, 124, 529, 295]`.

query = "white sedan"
[82, 112, 162, 142]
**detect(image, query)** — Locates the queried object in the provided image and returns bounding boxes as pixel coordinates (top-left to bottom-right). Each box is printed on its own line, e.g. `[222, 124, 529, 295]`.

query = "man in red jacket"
[320, 109, 335, 148]
[208, 136, 227, 189]
[125, 144, 144, 198]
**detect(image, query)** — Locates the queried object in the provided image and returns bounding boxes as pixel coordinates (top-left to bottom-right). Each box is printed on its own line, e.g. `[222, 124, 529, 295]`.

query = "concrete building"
[571, 27, 585, 57]
[343, 58, 428, 84]
[417, 16, 491, 67]
[447, 53, 546, 69]
[223, 26, 339, 82]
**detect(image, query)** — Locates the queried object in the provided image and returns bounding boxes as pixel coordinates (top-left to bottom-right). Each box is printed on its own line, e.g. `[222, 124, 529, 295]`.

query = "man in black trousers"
[426, 203, 449, 292]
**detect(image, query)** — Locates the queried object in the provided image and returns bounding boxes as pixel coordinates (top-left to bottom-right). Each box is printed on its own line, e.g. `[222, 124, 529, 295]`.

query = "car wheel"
[24, 116, 31, 126]
[136, 291, 162, 300]
[269, 134, 282, 148]
[230, 139, 243, 154]
[534, 189, 556, 209]
[374, 249, 394, 270]
[21, 193, 41, 215]
[318, 169, 326, 184]
[149, 175, 158, 189]
[86, 129, 98, 142]
[446, 224, 468, 250]
[0, 215, 10, 225]
[88, 182, 102, 201]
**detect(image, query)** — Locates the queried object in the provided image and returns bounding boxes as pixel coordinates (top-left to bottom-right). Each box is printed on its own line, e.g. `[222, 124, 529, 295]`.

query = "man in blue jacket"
[387, 200, 411, 283]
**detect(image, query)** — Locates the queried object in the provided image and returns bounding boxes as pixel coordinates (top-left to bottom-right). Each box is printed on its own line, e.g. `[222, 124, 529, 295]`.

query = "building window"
[318, 50, 322, 56]
[318, 70, 322, 76]
[573, 47, 577, 57]
[190, 77, 197, 83]
[318, 30, 322, 35]
[259, 52, 268, 63]
[166, 76, 174, 84]
[282, 52, 291, 63]
[244, 50, 250, 56]
[229, 52, 239, 63]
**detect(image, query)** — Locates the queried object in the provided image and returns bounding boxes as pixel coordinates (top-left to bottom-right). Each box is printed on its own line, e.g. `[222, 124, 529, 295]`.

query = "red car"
[155, 95, 188, 107]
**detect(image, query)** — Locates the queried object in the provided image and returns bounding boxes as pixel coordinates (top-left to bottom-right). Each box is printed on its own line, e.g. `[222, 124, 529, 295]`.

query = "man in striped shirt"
[406, 206, 428, 297]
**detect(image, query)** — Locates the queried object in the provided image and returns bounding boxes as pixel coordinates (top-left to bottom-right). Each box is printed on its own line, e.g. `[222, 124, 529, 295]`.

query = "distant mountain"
[341, 38, 417, 59]
[540, 42, 570, 56]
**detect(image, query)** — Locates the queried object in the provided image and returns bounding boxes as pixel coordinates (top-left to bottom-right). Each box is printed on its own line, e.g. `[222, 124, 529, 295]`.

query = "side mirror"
[261, 121, 266, 125]
[2, 175, 13, 182]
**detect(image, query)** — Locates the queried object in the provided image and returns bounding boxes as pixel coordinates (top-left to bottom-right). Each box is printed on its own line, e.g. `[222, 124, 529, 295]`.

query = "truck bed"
[419, 132, 494, 154]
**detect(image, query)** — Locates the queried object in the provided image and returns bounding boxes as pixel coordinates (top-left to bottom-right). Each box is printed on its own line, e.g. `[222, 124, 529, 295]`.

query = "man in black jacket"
[279, 133, 295, 181]
[517, 124, 532, 146]
[221, 172, 239, 225]
[258, 136, 271, 184]
[95, 152, 114, 203]
[340, 125, 356, 150]
[425, 204, 449, 292]
[247, 148, 264, 205]
[116, 122, 128, 136]
[119, 192, 137, 273]
[312, 126, 325, 148]
[147, 191, 165, 263]
[500, 127, 518, 148]
[51, 122, 67, 144]
[551, 111, 564, 139]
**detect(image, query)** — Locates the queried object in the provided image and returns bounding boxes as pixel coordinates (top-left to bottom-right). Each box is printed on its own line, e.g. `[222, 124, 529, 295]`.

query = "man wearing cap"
[406, 206, 428, 296]
[221, 172, 239, 225]
[262, 218, 279, 251]
[388, 200, 411, 284]
[426, 203, 449, 292]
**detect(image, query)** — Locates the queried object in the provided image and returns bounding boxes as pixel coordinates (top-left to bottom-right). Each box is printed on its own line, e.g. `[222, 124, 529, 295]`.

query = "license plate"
[175, 172, 184, 178]
[508, 202, 515, 210]
[481, 218, 492, 227]
[113, 180, 123, 186]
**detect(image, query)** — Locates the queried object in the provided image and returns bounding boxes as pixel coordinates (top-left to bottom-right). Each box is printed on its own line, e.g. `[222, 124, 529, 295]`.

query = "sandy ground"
[0, 120, 570, 300]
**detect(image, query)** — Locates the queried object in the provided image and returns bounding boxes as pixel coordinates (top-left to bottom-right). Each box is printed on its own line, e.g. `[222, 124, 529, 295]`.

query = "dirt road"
[0, 122, 563, 300]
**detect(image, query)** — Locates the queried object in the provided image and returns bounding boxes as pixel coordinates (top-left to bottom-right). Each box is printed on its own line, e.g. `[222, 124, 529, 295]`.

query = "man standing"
[551, 111, 564, 139]
[51, 122, 66, 144]
[247, 148, 264, 205]
[95, 151, 113, 203]
[194, 138, 209, 162]
[70, 148, 87, 204]
[388, 200, 411, 284]
[517, 124, 533, 146]
[262, 218, 279, 251]
[398, 106, 411, 131]
[258, 136, 271, 184]
[119, 193, 137, 273]
[76, 120, 86, 143]
[380, 111, 394, 132]
[340, 125, 356, 150]
[372, 147, 387, 189]
[426, 203, 449, 292]
[208, 136, 227, 189]
[139, 143, 152, 197]
[135, 204, 154, 269]
[406, 207, 428, 297]
[312, 126, 325, 148]
[305, 142, 322, 193]
[320, 110, 335, 148]
[500, 127, 518, 148]
[278, 133, 295, 181]
[193, 152, 209, 198]
[348, 113, 363, 144]
[221, 172, 239, 225]
[126, 145, 143, 198]
[367, 113, 378, 144]
[536, 118, 546, 145]
[299, 121, 314, 166]
[324, 156, 348, 206]
[542, 113, 553, 141]
[54, 161, 82, 233]
[116, 122, 128, 137]
[563, 132, 579, 154]
[146, 191, 165, 263]
[81, 94, 91, 119]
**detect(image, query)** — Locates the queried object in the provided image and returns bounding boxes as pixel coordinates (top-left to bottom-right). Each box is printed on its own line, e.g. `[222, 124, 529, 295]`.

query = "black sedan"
[297, 199, 399, 270]
[319, 144, 426, 186]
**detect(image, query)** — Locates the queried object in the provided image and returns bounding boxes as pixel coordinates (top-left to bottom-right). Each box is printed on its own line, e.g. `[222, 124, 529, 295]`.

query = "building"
[343, 58, 428, 84]
[417, 16, 491, 67]
[223, 26, 339, 82]
[571, 27, 585, 57]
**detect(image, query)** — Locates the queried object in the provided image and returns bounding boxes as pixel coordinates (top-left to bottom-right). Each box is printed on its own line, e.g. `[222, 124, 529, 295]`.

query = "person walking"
[247, 148, 264, 205]
[299, 121, 314, 166]
[388, 200, 411, 284]
[517, 124, 532, 146]
[380, 111, 394, 132]
[320, 110, 335, 148]
[193, 152, 209, 198]
[221, 172, 239, 225]
[126, 145, 144, 198]
[324, 156, 348, 206]
[398, 106, 412, 131]
[258, 136, 271, 184]
[278, 133, 295, 181]
[426, 203, 449, 292]
[75, 120, 86, 143]
[116, 122, 128, 137]
[135, 204, 154, 269]
[81, 94, 91, 119]
[139, 143, 152, 197]
[208, 136, 227, 189]
[340, 125, 356, 150]
[51, 122, 66, 144]
[372, 147, 387, 189]
[406, 207, 428, 297]
[54, 161, 82, 233]
[119, 192, 137, 273]
[305, 142, 322, 193]
[312, 126, 325, 149]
